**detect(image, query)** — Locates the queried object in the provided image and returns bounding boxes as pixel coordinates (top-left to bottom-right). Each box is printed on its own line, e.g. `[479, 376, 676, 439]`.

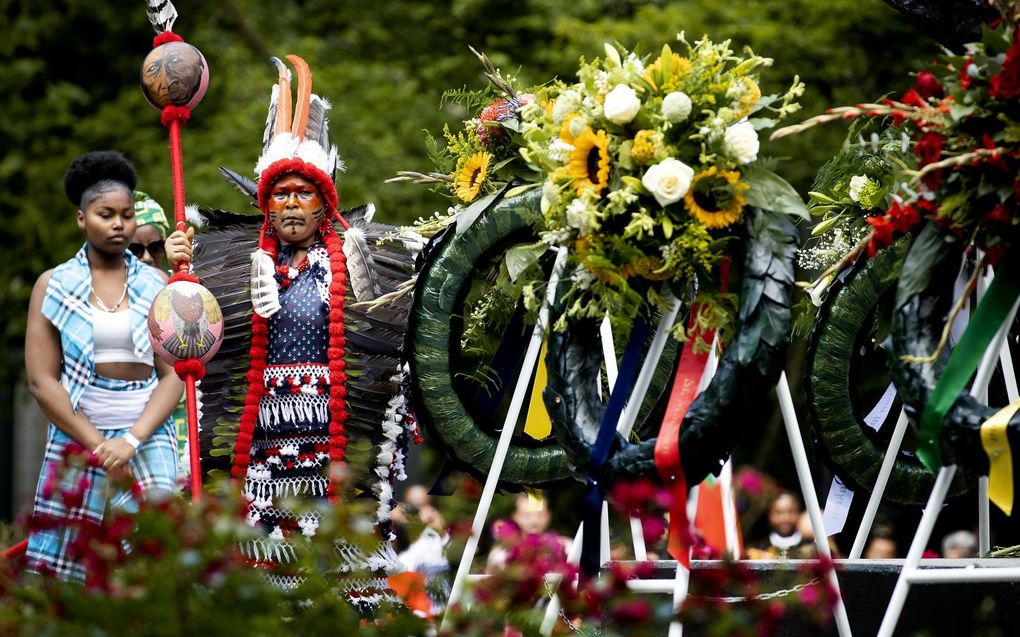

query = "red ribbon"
[654, 262, 729, 567]
[654, 315, 713, 568]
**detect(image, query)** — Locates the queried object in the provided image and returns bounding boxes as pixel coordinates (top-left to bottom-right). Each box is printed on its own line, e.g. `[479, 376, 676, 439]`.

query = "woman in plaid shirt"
[23, 151, 182, 581]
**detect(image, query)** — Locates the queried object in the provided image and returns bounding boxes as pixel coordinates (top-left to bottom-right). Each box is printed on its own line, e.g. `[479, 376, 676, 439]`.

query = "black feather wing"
[192, 216, 261, 482]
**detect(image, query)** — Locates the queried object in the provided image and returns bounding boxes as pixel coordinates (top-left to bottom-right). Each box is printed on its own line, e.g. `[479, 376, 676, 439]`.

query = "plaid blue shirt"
[42, 243, 165, 410]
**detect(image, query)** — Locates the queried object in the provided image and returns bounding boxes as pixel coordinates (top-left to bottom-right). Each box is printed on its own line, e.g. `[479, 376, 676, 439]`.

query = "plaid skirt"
[26, 375, 178, 581]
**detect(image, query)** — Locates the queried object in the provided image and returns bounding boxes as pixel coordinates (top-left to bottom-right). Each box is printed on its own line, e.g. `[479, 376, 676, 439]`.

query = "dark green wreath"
[406, 189, 679, 487]
[891, 222, 1011, 478]
[806, 239, 972, 504]
[543, 208, 798, 486]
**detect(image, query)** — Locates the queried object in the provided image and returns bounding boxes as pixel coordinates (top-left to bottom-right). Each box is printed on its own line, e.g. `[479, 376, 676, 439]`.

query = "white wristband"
[122, 432, 141, 451]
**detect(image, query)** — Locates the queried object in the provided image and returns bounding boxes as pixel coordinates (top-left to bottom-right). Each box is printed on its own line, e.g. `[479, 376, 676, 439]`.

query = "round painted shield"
[140, 41, 210, 110]
[147, 280, 224, 364]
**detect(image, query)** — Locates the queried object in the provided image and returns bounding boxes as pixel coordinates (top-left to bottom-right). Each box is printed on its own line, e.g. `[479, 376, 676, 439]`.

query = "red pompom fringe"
[232, 230, 351, 497]
[153, 32, 184, 48]
[174, 359, 206, 381]
[160, 105, 192, 127]
[168, 270, 199, 284]
[231, 311, 269, 485]
[322, 230, 350, 493]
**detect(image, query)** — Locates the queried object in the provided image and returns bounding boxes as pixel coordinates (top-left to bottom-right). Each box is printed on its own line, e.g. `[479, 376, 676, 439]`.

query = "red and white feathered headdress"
[233, 55, 352, 496]
[253, 54, 343, 217]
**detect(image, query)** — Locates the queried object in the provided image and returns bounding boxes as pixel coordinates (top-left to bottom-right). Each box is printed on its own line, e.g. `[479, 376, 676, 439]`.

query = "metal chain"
[542, 578, 580, 632]
[689, 577, 822, 603]
[541, 575, 822, 634]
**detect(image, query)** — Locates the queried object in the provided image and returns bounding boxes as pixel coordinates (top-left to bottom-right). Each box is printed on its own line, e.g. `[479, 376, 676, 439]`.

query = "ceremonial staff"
[140, 0, 223, 501]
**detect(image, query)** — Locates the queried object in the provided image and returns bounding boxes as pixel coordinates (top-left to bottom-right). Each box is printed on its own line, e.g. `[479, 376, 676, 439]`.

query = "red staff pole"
[163, 103, 203, 502]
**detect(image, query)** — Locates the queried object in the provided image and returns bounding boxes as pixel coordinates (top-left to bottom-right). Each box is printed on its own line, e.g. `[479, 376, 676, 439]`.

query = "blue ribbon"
[580, 317, 651, 576]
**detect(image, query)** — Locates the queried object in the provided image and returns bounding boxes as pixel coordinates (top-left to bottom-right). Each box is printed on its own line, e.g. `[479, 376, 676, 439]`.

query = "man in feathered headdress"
[166, 55, 416, 607]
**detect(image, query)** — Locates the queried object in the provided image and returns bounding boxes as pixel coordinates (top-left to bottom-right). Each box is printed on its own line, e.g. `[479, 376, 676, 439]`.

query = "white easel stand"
[876, 295, 1020, 637]
[777, 372, 854, 637]
[440, 247, 567, 631]
[537, 300, 681, 635]
[850, 259, 1019, 559]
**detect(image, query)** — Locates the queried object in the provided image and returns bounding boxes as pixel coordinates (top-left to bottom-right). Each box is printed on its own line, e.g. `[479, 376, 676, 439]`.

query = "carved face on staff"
[267, 173, 326, 247]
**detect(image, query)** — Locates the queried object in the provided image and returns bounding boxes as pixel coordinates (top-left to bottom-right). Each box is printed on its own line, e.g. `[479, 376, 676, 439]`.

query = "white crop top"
[93, 310, 153, 365]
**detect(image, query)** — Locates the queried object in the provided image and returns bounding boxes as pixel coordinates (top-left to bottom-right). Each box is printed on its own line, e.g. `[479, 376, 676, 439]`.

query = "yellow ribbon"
[980, 400, 1020, 516]
[523, 339, 552, 440]
[526, 488, 545, 511]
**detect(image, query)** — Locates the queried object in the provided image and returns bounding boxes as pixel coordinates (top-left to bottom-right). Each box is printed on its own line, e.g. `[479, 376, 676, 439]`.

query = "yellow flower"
[453, 152, 492, 202]
[644, 52, 693, 93]
[631, 129, 660, 166]
[735, 77, 762, 119]
[568, 127, 611, 195]
[684, 167, 749, 229]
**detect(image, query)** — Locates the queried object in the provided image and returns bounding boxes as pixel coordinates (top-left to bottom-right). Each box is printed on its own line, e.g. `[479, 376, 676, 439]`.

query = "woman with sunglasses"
[24, 151, 182, 581]
[129, 191, 170, 271]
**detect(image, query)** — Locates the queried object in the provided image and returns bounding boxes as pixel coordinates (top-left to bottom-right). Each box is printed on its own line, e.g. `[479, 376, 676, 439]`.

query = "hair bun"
[64, 150, 138, 206]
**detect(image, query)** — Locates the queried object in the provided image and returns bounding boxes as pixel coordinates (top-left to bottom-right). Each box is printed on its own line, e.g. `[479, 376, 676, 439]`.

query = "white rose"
[603, 84, 641, 124]
[723, 121, 760, 164]
[661, 91, 692, 123]
[641, 158, 694, 207]
[848, 175, 871, 203]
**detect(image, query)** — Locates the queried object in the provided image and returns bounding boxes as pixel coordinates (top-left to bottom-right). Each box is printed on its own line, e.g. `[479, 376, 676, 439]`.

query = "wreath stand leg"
[972, 264, 1020, 554]
[777, 372, 854, 637]
[538, 298, 682, 636]
[848, 409, 911, 558]
[600, 315, 659, 561]
[878, 296, 1020, 637]
[441, 247, 568, 630]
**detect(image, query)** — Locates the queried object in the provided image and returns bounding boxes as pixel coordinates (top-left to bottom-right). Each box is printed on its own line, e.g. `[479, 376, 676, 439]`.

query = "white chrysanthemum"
[552, 90, 582, 123]
[623, 52, 645, 76]
[848, 175, 872, 203]
[541, 180, 562, 214]
[723, 121, 760, 164]
[571, 265, 596, 291]
[565, 197, 594, 233]
[661, 91, 692, 123]
[548, 138, 575, 163]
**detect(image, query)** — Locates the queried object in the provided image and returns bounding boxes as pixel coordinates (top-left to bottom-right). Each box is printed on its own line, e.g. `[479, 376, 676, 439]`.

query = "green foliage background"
[0, 0, 935, 439]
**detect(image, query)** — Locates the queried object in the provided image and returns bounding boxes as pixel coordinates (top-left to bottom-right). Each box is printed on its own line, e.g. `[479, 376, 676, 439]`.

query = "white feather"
[250, 249, 281, 318]
[145, 0, 178, 33]
[185, 204, 206, 229]
[342, 226, 381, 302]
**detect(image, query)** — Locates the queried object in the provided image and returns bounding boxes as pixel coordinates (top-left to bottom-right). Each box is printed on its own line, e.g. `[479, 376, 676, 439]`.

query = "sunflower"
[568, 127, 611, 195]
[454, 151, 492, 202]
[684, 167, 749, 229]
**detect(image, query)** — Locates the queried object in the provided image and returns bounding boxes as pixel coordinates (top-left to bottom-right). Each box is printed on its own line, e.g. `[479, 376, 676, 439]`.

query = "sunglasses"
[128, 240, 166, 259]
